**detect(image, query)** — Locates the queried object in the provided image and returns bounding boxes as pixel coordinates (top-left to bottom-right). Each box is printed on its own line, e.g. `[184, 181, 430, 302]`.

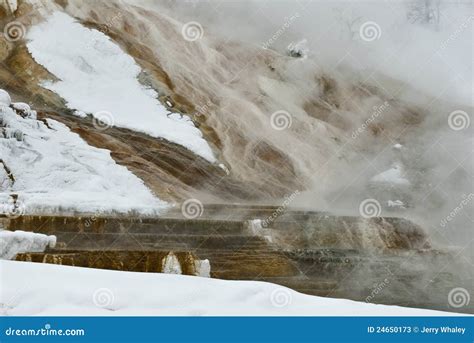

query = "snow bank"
[27, 11, 216, 162]
[0, 260, 456, 316]
[0, 89, 167, 215]
[0, 90, 11, 106]
[0, 230, 56, 260]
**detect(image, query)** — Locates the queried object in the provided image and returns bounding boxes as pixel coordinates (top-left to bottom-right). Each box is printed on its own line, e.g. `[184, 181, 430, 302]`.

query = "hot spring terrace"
[1, 204, 472, 314]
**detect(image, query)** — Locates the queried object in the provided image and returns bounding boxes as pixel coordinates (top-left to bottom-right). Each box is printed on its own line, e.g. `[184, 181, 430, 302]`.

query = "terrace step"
[3, 206, 472, 314]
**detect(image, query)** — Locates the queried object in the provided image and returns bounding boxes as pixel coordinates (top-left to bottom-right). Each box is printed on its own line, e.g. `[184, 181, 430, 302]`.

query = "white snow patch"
[0, 90, 167, 215]
[11, 102, 37, 120]
[6, 0, 17, 13]
[371, 164, 410, 186]
[247, 218, 264, 232]
[387, 200, 405, 209]
[161, 252, 182, 274]
[0, 260, 459, 316]
[0, 230, 56, 260]
[194, 259, 211, 278]
[73, 110, 87, 118]
[393, 143, 403, 150]
[218, 163, 230, 175]
[287, 39, 309, 58]
[0, 90, 11, 106]
[26, 12, 216, 162]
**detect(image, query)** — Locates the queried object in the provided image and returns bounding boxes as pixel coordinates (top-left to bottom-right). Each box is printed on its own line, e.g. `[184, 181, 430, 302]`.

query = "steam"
[35, 0, 473, 255]
[148, 0, 473, 252]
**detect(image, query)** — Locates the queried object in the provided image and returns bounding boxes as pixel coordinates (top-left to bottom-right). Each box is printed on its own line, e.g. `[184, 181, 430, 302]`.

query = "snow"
[26, 12, 216, 162]
[161, 252, 182, 275]
[0, 230, 56, 260]
[287, 39, 309, 58]
[371, 164, 410, 186]
[0, 90, 167, 215]
[218, 163, 230, 175]
[393, 143, 403, 150]
[11, 102, 30, 112]
[0, 90, 11, 106]
[11, 102, 37, 120]
[6, 0, 17, 13]
[387, 200, 405, 209]
[0, 260, 458, 316]
[73, 110, 87, 118]
[194, 259, 210, 278]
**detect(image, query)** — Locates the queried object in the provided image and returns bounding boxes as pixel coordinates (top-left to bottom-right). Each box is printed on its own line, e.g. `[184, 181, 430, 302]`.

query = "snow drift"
[26, 11, 216, 163]
[0, 260, 457, 316]
[0, 89, 167, 215]
[0, 230, 56, 260]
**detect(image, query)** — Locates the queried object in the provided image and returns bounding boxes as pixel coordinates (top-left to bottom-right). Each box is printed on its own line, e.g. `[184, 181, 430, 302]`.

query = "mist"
[135, 0, 471, 253]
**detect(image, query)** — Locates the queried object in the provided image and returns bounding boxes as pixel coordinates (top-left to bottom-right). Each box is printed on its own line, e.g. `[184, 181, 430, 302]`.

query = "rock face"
[0, 1, 471, 317]
[1, 0, 465, 209]
[16, 250, 209, 277]
[4, 205, 472, 314]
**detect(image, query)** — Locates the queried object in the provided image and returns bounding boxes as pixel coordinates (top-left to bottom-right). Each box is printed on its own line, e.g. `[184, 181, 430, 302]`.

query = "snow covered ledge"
[0, 230, 56, 260]
[0, 88, 168, 215]
[0, 261, 458, 316]
[26, 11, 216, 163]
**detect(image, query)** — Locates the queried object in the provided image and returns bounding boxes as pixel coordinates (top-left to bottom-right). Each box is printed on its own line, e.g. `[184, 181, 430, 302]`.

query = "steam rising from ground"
[147, 0, 472, 253]
[7, 1, 472, 256]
